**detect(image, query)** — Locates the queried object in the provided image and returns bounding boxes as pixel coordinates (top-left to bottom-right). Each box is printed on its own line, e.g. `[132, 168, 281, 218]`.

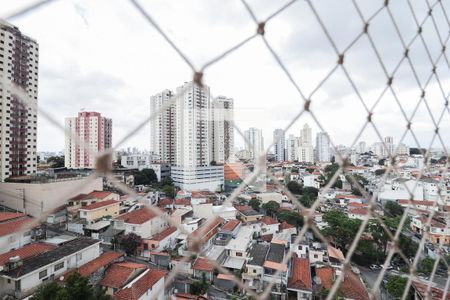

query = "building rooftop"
[0, 243, 56, 267]
[79, 200, 119, 211]
[221, 219, 240, 232]
[88, 190, 115, 199]
[0, 216, 34, 238]
[115, 207, 160, 224]
[77, 251, 123, 277]
[1, 237, 100, 278]
[192, 258, 214, 272]
[260, 216, 278, 225]
[266, 243, 285, 263]
[287, 256, 311, 291]
[149, 227, 177, 241]
[100, 262, 146, 289]
[114, 269, 167, 300]
[222, 256, 245, 270]
[0, 212, 26, 223]
[248, 244, 269, 266]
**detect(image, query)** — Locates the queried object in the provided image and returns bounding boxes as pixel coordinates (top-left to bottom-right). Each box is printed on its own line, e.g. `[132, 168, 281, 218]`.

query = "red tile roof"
[190, 217, 223, 239]
[158, 198, 173, 206]
[341, 270, 369, 300]
[150, 227, 177, 241]
[412, 281, 450, 300]
[234, 205, 253, 212]
[115, 207, 161, 224]
[397, 199, 436, 206]
[174, 293, 208, 300]
[114, 269, 166, 300]
[315, 266, 333, 290]
[348, 202, 365, 207]
[100, 262, 146, 289]
[0, 212, 26, 223]
[221, 219, 240, 232]
[349, 208, 369, 216]
[175, 198, 191, 206]
[287, 256, 311, 291]
[89, 191, 114, 199]
[70, 193, 92, 201]
[261, 216, 278, 225]
[79, 200, 119, 211]
[78, 251, 123, 277]
[261, 234, 273, 242]
[0, 243, 55, 266]
[280, 221, 295, 230]
[0, 217, 34, 237]
[336, 194, 359, 199]
[192, 258, 215, 272]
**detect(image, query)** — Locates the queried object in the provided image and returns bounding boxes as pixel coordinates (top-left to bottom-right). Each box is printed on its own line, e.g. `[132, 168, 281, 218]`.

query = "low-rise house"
[215, 219, 241, 246]
[309, 243, 327, 264]
[67, 191, 120, 220]
[141, 227, 178, 255]
[113, 207, 169, 239]
[100, 262, 147, 296]
[279, 221, 297, 236]
[290, 241, 309, 259]
[0, 243, 56, 269]
[113, 268, 166, 300]
[263, 242, 288, 286]
[287, 255, 312, 300]
[256, 192, 283, 204]
[260, 216, 279, 236]
[192, 258, 215, 282]
[244, 243, 269, 291]
[0, 213, 34, 255]
[0, 237, 100, 299]
[234, 205, 263, 223]
[214, 274, 237, 293]
[78, 200, 120, 224]
[46, 206, 67, 225]
[411, 215, 450, 245]
[186, 217, 223, 252]
[348, 207, 370, 220]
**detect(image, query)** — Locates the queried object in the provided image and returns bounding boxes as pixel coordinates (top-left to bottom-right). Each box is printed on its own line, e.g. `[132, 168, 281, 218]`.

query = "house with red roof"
[187, 217, 223, 252]
[0, 212, 34, 254]
[100, 262, 147, 296]
[113, 268, 166, 300]
[140, 226, 178, 255]
[279, 221, 297, 236]
[287, 255, 312, 299]
[260, 216, 280, 235]
[113, 207, 169, 239]
[78, 200, 120, 223]
[192, 257, 215, 282]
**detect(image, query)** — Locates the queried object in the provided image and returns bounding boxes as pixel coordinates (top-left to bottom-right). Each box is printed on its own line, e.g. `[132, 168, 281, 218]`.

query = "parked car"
[370, 264, 382, 270]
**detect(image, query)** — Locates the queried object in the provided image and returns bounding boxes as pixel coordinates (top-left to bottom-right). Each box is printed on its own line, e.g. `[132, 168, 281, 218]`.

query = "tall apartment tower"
[384, 136, 394, 157]
[316, 132, 331, 162]
[173, 82, 211, 167]
[244, 127, 264, 161]
[211, 96, 234, 163]
[273, 129, 285, 162]
[65, 112, 112, 169]
[150, 89, 175, 164]
[0, 21, 39, 181]
[298, 124, 314, 163]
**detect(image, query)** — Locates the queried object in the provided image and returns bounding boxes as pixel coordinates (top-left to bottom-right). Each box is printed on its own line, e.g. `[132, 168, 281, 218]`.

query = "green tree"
[248, 198, 261, 211]
[190, 273, 209, 295]
[287, 181, 303, 194]
[322, 211, 361, 252]
[32, 272, 111, 300]
[399, 235, 418, 259]
[375, 169, 386, 176]
[418, 258, 435, 275]
[162, 184, 175, 198]
[134, 168, 158, 185]
[120, 232, 142, 256]
[323, 163, 342, 189]
[276, 211, 303, 226]
[385, 201, 404, 217]
[47, 156, 65, 168]
[262, 201, 280, 217]
[386, 276, 413, 299]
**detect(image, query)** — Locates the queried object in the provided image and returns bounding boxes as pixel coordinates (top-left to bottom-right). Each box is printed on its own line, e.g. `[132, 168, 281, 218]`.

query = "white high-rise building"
[0, 21, 39, 181]
[211, 96, 234, 163]
[396, 143, 410, 156]
[65, 112, 112, 169]
[371, 142, 384, 158]
[384, 136, 394, 157]
[244, 127, 264, 161]
[316, 132, 330, 162]
[300, 123, 312, 146]
[357, 141, 366, 154]
[273, 129, 285, 162]
[286, 135, 299, 161]
[150, 81, 228, 191]
[297, 146, 314, 163]
[150, 89, 176, 164]
[174, 82, 211, 167]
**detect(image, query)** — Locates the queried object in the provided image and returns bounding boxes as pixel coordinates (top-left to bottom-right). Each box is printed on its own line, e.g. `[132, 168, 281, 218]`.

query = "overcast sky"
[3, 0, 450, 153]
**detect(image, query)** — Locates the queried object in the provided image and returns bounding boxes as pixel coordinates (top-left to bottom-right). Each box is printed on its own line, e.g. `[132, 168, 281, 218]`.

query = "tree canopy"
[47, 156, 65, 168]
[120, 232, 142, 256]
[248, 198, 261, 211]
[385, 201, 404, 217]
[33, 272, 111, 300]
[386, 276, 412, 299]
[134, 168, 158, 185]
[287, 181, 303, 194]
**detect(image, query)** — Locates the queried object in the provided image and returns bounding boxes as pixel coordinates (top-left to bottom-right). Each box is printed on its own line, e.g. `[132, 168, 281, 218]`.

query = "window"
[54, 262, 64, 271]
[314, 254, 318, 258]
[39, 270, 47, 279]
[236, 252, 242, 257]
[76, 253, 82, 261]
